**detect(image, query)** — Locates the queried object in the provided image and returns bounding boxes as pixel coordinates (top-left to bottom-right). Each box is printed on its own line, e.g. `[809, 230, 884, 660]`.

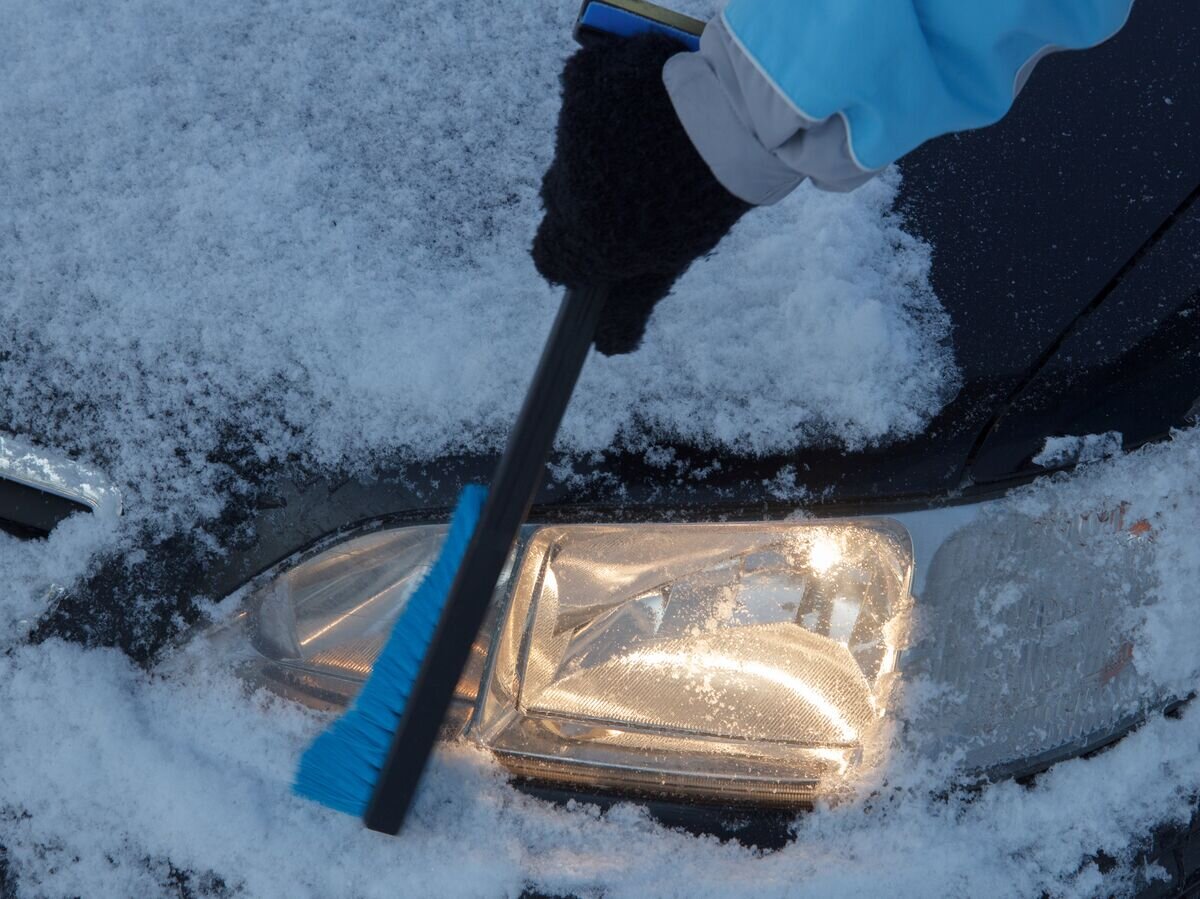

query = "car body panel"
[970, 202, 1200, 480]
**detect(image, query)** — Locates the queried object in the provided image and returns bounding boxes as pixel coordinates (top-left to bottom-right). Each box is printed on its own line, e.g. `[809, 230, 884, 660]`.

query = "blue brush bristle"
[293, 484, 487, 816]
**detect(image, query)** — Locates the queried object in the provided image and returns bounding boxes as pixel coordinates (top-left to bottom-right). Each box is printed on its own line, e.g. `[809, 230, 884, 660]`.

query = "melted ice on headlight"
[225, 518, 914, 804]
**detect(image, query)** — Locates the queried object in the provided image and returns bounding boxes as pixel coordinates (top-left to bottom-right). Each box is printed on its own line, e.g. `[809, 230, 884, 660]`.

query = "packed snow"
[1, 0, 1197, 897]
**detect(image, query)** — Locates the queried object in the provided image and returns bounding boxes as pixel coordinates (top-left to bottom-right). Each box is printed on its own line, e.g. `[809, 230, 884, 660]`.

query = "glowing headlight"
[472, 523, 912, 805]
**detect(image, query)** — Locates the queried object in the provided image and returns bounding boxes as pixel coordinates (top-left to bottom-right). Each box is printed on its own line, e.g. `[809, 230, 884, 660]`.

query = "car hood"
[795, 0, 1200, 505]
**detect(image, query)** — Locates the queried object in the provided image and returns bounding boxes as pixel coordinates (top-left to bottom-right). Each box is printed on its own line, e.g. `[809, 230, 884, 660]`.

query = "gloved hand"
[532, 32, 752, 355]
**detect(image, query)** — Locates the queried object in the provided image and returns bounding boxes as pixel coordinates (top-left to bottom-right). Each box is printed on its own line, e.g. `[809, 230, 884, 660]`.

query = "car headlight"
[207, 499, 1166, 808]
[471, 522, 911, 806]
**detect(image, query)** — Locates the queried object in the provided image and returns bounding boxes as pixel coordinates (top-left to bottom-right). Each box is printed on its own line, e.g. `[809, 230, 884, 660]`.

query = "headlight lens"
[472, 522, 912, 805]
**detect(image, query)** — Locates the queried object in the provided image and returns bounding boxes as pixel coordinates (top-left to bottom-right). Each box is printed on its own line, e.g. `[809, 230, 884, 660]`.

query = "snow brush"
[294, 285, 608, 833]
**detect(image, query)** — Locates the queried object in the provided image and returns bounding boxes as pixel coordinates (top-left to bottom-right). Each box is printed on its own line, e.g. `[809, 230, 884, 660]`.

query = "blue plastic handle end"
[578, 2, 701, 51]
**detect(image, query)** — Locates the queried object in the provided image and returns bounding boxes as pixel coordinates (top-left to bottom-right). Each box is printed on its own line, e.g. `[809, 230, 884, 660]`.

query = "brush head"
[292, 485, 487, 817]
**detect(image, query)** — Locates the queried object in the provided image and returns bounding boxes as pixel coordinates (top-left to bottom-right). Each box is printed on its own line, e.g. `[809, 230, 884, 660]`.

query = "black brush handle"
[364, 285, 608, 834]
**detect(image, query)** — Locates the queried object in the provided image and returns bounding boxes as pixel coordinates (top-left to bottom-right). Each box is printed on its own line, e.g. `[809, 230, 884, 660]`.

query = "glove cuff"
[664, 18, 878, 202]
[663, 33, 804, 205]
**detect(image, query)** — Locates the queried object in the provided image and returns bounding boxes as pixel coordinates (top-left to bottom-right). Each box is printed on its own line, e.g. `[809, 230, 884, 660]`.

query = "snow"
[1034, 432, 1124, 468]
[1011, 429, 1200, 699]
[0, 0, 1197, 896]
